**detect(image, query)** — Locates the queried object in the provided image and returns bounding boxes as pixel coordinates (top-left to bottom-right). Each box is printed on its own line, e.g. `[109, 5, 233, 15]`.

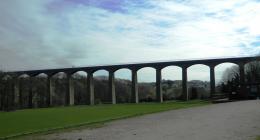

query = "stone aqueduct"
[5, 56, 260, 107]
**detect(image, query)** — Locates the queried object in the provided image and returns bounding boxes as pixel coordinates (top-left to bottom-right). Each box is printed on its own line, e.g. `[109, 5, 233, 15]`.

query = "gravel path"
[42, 100, 260, 140]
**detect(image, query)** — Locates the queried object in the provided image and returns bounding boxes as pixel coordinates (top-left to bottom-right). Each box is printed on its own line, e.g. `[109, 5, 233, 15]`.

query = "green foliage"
[0, 100, 209, 138]
[256, 136, 260, 140]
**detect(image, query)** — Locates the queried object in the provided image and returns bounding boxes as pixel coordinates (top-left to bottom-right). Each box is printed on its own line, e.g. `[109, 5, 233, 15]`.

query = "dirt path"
[42, 100, 260, 140]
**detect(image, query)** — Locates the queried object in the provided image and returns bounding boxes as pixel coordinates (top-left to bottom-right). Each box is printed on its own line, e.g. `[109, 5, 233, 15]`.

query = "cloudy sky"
[0, 0, 260, 82]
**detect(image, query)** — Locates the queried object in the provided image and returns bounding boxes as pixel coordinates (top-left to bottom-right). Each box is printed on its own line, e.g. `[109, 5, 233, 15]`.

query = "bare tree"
[220, 54, 260, 99]
[221, 65, 239, 83]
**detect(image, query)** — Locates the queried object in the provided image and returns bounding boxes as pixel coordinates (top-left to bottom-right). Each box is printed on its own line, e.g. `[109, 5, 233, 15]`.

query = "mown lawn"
[0, 100, 210, 139]
[256, 136, 260, 140]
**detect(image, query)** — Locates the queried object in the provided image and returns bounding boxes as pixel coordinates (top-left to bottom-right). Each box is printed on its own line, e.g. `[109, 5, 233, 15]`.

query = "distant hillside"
[93, 76, 210, 101]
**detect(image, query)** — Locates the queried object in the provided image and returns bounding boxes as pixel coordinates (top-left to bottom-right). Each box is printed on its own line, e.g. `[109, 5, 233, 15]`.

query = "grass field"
[0, 100, 209, 139]
[256, 136, 260, 140]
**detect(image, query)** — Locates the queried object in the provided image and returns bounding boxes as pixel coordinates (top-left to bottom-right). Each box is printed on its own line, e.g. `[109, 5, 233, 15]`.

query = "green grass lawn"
[256, 136, 260, 140]
[0, 100, 209, 139]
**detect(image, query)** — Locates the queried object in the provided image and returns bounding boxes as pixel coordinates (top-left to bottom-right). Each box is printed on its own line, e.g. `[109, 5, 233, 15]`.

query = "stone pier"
[210, 65, 216, 98]
[87, 72, 95, 105]
[156, 68, 163, 102]
[131, 69, 139, 103]
[109, 71, 116, 104]
[182, 67, 188, 100]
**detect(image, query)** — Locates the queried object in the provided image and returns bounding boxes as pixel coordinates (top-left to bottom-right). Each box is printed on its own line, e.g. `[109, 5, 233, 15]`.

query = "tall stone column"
[131, 69, 139, 103]
[67, 74, 74, 106]
[14, 77, 20, 108]
[87, 72, 95, 105]
[109, 71, 116, 104]
[182, 67, 188, 101]
[210, 65, 216, 99]
[47, 76, 54, 107]
[239, 63, 246, 98]
[156, 68, 163, 103]
[28, 77, 33, 108]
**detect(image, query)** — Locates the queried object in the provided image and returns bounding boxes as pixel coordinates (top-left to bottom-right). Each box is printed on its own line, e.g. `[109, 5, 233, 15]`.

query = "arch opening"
[51, 72, 68, 106]
[215, 62, 242, 99]
[17, 75, 31, 109]
[161, 66, 182, 101]
[93, 70, 109, 104]
[215, 63, 239, 85]
[114, 68, 131, 103]
[32, 73, 49, 108]
[0, 74, 15, 110]
[137, 67, 156, 102]
[187, 64, 210, 100]
[71, 71, 88, 105]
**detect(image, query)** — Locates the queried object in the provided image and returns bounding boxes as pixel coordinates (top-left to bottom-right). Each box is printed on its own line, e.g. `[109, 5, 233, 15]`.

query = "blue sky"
[0, 0, 260, 82]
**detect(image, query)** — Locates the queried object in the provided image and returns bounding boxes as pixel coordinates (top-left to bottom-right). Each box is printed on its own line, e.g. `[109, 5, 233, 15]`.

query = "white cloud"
[0, 0, 260, 81]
